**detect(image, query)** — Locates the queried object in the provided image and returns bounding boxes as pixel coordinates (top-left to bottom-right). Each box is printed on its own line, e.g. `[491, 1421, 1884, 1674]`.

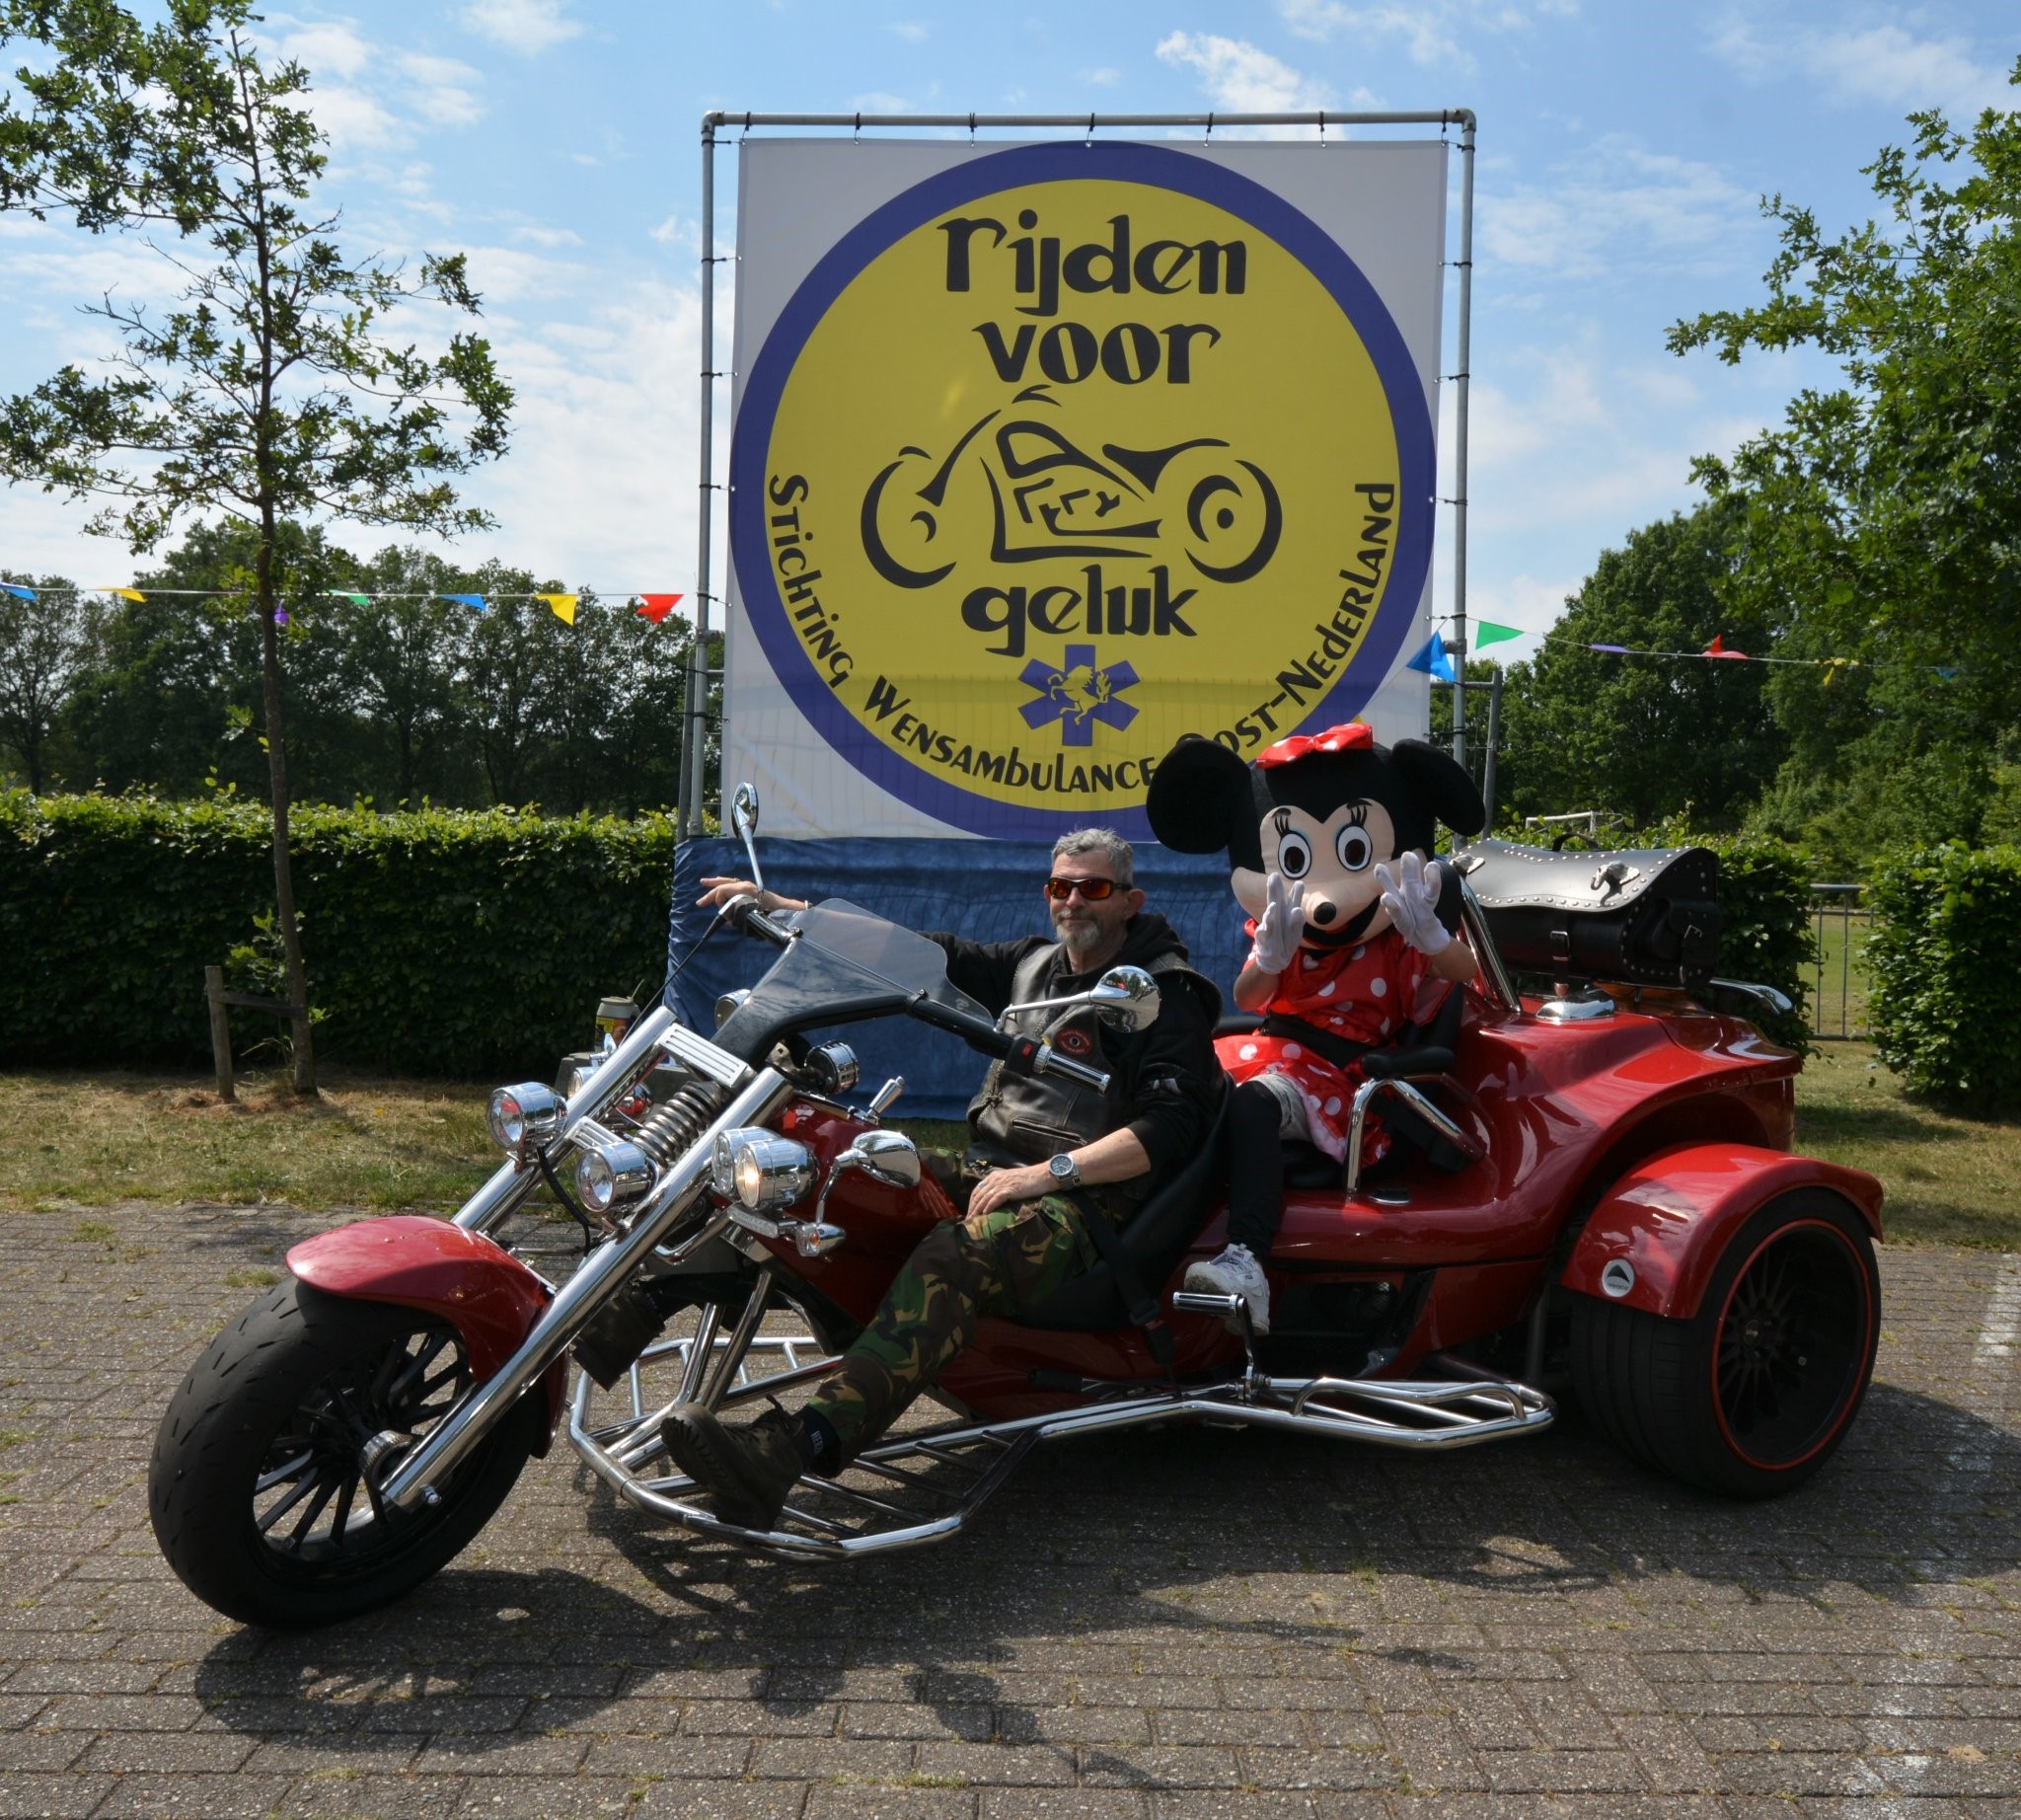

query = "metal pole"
[1480, 665, 1503, 828]
[682, 118, 718, 841]
[1451, 113, 1476, 768]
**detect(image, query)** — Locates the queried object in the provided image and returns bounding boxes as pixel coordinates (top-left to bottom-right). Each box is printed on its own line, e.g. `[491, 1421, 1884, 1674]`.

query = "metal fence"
[1809, 883, 1872, 1040]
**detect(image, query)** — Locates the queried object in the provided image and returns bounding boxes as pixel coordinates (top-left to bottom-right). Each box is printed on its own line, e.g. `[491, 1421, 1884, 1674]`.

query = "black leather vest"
[967, 943, 1208, 1203]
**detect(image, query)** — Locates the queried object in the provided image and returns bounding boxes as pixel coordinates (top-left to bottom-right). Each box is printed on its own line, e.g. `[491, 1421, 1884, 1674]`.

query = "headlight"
[487, 1082, 565, 1156]
[576, 1139, 656, 1214]
[710, 1128, 817, 1212]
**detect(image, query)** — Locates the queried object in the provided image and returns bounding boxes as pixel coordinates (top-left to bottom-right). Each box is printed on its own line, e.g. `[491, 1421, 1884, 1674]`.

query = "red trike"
[150, 800, 1881, 1629]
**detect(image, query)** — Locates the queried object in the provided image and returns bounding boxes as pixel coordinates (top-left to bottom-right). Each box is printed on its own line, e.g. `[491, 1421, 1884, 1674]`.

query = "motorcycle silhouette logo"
[860, 386, 1284, 590]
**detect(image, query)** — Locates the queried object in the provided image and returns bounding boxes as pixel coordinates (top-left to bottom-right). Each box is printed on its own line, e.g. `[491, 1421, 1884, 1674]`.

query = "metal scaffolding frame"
[681, 109, 1477, 840]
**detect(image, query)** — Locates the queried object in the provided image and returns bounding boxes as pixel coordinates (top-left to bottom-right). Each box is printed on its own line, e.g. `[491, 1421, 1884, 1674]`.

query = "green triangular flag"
[342, 592, 370, 606]
[1473, 620, 1524, 647]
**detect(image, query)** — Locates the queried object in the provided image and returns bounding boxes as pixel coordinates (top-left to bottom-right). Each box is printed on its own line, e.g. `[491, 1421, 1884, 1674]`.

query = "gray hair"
[1051, 827, 1134, 886]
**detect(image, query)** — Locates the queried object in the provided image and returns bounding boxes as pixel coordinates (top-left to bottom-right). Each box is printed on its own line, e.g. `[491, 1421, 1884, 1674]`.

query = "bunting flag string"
[1406, 630, 1458, 683]
[0, 581, 693, 630]
[1586, 642, 1887, 674]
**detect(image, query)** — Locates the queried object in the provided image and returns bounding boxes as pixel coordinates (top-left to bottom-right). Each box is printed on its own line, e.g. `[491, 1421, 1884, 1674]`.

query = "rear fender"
[1561, 1144, 1884, 1320]
[287, 1215, 567, 1454]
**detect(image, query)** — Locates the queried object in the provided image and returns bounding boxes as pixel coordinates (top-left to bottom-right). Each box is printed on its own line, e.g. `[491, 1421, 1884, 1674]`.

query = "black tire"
[149, 1279, 541, 1629]
[1570, 1189, 1880, 1499]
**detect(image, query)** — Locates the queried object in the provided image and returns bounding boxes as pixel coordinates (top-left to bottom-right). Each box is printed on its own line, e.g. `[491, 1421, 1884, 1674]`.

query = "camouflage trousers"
[805, 1187, 1101, 1455]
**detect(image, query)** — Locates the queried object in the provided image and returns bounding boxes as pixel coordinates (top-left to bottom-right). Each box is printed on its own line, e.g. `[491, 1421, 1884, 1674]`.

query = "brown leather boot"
[660, 1404, 812, 1531]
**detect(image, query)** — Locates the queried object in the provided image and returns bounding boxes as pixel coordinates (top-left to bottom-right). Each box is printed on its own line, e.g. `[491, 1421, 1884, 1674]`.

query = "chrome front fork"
[380, 1064, 794, 1513]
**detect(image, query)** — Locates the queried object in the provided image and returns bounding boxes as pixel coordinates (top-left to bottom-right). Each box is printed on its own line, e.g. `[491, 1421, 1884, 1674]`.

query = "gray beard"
[1055, 916, 1103, 959]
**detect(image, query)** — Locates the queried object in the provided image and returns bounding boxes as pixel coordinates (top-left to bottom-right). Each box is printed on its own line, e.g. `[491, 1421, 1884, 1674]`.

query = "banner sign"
[726, 138, 1448, 839]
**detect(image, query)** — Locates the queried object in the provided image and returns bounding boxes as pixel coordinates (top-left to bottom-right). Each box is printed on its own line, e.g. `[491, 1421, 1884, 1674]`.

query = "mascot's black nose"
[1310, 902, 1336, 926]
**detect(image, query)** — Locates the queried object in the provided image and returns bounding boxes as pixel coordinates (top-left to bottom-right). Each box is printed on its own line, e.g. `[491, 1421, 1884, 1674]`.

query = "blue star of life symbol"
[1017, 644, 1141, 748]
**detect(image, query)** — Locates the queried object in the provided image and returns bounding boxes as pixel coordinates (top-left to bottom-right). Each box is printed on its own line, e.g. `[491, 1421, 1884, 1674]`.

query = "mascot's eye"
[1336, 826, 1374, 872]
[1276, 831, 1312, 878]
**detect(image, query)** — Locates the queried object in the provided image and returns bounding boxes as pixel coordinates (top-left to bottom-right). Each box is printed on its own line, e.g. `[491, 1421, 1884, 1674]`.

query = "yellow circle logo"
[732, 143, 1433, 838]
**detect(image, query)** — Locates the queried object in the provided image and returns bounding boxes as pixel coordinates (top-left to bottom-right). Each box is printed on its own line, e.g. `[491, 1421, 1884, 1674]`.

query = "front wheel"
[1571, 1189, 1881, 1498]
[149, 1279, 540, 1628]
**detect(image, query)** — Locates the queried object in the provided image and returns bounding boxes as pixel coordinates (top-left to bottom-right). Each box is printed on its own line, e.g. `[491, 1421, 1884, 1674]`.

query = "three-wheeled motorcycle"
[150, 791, 1882, 1628]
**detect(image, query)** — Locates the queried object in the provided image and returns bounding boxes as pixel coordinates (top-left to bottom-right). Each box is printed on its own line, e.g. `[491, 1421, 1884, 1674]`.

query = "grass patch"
[0, 1069, 496, 1214]
[1795, 1042, 2021, 1250]
[3, 1049, 2014, 1249]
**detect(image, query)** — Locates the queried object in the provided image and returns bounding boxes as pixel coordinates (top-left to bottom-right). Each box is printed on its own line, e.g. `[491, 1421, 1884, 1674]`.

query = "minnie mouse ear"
[1146, 734, 1251, 854]
[1390, 738, 1487, 839]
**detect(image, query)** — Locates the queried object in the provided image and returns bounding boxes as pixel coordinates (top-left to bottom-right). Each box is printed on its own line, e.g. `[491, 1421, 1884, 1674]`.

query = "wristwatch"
[1047, 1152, 1084, 1189]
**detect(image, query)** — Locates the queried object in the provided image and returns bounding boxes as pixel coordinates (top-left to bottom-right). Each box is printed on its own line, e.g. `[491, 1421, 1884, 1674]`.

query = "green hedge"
[0, 793, 675, 1077]
[1867, 844, 2021, 1111]
[1694, 831, 1816, 1050]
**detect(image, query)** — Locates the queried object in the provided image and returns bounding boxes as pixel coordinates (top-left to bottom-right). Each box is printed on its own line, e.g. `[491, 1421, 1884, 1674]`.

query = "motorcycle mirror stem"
[731, 782, 765, 894]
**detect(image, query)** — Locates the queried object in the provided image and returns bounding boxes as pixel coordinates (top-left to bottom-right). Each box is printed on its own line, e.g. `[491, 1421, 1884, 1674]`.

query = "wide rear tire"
[150, 1279, 540, 1629]
[1571, 1189, 1880, 1499]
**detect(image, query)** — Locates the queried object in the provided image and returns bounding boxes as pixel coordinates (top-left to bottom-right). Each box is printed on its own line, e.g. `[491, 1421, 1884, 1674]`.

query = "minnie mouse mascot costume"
[1147, 723, 1486, 1333]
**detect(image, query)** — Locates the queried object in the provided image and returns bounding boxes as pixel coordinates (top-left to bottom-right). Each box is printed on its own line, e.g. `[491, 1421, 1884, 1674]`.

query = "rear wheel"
[150, 1279, 540, 1628]
[1571, 1190, 1880, 1498]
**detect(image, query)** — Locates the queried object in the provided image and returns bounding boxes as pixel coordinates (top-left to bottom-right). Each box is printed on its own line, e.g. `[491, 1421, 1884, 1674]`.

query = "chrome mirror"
[1090, 965, 1160, 1031]
[731, 782, 765, 893]
[814, 1127, 922, 1225]
[849, 1128, 922, 1188]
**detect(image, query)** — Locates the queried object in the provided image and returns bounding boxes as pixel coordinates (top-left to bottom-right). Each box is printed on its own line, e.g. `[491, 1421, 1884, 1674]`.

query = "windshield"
[710, 898, 992, 1061]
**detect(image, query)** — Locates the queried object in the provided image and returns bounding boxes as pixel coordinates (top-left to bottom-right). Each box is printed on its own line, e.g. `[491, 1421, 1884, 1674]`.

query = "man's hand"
[697, 875, 806, 914]
[1374, 853, 1452, 955]
[1249, 870, 1306, 975]
[965, 1161, 1053, 1220]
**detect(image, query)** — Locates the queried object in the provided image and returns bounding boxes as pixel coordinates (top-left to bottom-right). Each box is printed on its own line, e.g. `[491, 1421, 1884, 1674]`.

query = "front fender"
[1561, 1144, 1884, 1320]
[288, 1215, 567, 1453]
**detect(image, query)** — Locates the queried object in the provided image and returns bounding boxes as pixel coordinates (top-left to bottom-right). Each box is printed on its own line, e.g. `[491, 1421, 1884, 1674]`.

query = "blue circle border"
[730, 140, 1436, 841]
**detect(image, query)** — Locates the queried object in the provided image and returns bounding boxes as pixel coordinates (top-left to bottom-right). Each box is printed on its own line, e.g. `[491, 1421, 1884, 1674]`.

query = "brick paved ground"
[1, 1203, 2017, 1819]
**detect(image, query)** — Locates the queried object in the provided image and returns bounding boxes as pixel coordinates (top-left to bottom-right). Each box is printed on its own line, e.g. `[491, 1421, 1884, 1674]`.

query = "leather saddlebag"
[1451, 838, 1723, 987]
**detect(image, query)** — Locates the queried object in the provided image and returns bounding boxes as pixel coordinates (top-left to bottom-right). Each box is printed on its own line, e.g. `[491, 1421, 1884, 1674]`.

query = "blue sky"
[2, 0, 2017, 649]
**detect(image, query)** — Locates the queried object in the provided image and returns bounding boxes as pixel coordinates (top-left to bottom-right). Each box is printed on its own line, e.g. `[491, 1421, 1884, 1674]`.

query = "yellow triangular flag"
[104, 586, 146, 602]
[539, 593, 578, 626]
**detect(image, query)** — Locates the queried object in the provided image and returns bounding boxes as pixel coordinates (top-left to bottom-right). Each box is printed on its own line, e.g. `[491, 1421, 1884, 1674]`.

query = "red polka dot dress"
[1215, 926, 1432, 1168]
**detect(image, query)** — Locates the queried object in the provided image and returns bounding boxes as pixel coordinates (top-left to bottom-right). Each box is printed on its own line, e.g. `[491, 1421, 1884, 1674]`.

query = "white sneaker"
[1183, 1242, 1271, 1335]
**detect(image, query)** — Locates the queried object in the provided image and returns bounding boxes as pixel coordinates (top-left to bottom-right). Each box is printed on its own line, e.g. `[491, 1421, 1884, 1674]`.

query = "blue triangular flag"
[0, 583, 37, 602]
[439, 592, 487, 612]
[1406, 631, 1456, 684]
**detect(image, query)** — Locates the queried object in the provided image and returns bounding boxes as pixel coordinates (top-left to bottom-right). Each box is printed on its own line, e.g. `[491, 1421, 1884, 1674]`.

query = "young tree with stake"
[0, 0, 512, 1092]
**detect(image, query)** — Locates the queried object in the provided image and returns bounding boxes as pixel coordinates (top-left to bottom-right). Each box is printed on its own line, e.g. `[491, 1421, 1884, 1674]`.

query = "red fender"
[1561, 1144, 1884, 1320]
[288, 1215, 568, 1454]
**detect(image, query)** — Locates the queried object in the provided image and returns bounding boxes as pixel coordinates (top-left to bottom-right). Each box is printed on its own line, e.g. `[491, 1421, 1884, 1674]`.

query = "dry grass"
[1793, 1041, 2021, 1251]
[0, 1070, 494, 1213]
[2, 1044, 2014, 1250]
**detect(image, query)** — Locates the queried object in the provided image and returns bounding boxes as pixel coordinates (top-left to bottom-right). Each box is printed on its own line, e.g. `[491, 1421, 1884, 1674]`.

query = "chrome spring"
[629, 1079, 727, 1168]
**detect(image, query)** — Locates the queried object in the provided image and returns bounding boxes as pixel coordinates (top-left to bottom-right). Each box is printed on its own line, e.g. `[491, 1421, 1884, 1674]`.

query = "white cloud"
[512, 224, 584, 249]
[1081, 67, 1122, 87]
[440, 280, 711, 594]
[887, 20, 930, 42]
[1707, 15, 2012, 119]
[851, 91, 913, 114]
[460, 0, 583, 56]
[1276, 0, 1578, 67]
[398, 52, 486, 129]
[1481, 136, 1760, 283]
[1154, 33, 1332, 133]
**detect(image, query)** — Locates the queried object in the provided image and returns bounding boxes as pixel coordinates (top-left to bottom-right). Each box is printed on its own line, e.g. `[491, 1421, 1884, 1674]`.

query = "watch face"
[1050, 1155, 1076, 1179]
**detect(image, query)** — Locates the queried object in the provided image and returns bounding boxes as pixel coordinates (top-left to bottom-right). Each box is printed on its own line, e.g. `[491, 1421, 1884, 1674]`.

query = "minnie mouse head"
[1147, 723, 1486, 949]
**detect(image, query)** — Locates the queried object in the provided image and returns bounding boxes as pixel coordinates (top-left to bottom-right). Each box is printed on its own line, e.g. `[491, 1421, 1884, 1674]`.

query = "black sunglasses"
[1044, 875, 1121, 901]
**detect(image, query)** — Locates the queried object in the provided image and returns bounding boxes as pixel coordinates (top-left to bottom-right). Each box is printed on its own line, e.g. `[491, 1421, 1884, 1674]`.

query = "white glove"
[1375, 853, 1452, 956]
[1249, 870, 1306, 974]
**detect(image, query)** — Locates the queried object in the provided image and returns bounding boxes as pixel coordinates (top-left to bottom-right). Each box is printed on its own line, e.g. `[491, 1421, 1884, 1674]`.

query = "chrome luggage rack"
[568, 1293, 1555, 1560]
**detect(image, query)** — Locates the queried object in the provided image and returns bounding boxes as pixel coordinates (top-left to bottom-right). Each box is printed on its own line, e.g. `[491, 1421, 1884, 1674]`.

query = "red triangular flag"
[1705, 634, 1747, 659]
[636, 592, 683, 625]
